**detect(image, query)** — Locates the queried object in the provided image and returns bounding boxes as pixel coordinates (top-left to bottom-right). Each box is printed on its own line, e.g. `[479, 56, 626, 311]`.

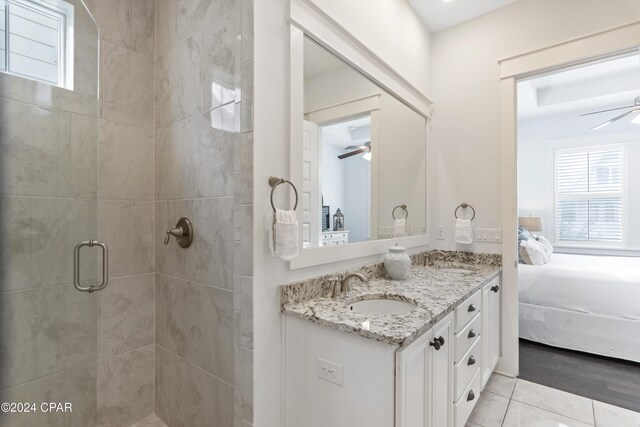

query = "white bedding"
[519, 254, 640, 321]
[519, 253, 640, 362]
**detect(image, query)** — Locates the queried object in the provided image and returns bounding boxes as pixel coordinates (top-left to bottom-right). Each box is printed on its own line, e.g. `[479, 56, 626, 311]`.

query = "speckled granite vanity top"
[280, 251, 501, 347]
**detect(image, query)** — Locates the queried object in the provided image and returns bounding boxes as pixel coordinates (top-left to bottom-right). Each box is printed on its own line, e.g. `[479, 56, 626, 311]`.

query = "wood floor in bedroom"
[519, 339, 640, 413]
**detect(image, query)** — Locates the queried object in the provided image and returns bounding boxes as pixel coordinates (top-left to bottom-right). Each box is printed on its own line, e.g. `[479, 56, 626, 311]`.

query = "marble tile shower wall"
[153, 0, 254, 427]
[91, 0, 157, 425]
[0, 1, 156, 426]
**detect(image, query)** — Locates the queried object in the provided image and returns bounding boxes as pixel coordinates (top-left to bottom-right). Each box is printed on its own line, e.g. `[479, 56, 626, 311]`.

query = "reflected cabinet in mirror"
[297, 36, 427, 249]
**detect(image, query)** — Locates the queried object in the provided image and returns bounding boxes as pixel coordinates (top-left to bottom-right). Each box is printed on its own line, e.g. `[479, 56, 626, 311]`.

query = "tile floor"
[467, 373, 640, 427]
[129, 374, 640, 427]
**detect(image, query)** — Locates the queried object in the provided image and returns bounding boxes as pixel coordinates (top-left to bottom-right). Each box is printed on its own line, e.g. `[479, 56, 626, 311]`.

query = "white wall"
[254, 1, 432, 425]
[305, 64, 377, 112]
[344, 155, 371, 242]
[320, 142, 346, 221]
[518, 111, 640, 251]
[306, 0, 431, 96]
[430, 0, 640, 253]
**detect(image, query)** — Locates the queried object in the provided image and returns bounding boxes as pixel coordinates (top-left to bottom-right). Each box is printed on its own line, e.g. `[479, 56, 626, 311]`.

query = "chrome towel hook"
[454, 203, 476, 221]
[269, 176, 298, 213]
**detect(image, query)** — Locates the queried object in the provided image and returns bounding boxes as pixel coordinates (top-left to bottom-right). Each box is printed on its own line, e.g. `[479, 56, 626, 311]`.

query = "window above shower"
[0, 0, 74, 89]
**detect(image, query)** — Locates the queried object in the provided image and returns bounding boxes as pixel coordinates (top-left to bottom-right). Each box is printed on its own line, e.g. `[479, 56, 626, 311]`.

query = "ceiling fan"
[582, 96, 640, 130]
[338, 141, 371, 160]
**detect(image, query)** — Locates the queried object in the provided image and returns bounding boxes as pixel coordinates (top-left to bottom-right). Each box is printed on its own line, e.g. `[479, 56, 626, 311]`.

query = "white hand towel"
[454, 218, 473, 244]
[270, 209, 299, 261]
[393, 218, 408, 237]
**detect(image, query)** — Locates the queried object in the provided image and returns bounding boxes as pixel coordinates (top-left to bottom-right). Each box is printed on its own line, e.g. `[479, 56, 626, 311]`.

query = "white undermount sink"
[348, 297, 418, 315]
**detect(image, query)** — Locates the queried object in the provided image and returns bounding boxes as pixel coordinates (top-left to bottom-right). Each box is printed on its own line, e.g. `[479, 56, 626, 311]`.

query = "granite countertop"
[281, 261, 501, 347]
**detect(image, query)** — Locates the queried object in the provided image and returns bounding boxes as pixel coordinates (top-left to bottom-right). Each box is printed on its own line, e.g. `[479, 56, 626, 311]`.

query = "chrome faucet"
[331, 273, 367, 298]
[425, 250, 447, 267]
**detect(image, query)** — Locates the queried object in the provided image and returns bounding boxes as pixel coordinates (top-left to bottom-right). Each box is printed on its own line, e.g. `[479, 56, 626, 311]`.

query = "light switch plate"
[378, 226, 394, 238]
[475, 228, 502, 243]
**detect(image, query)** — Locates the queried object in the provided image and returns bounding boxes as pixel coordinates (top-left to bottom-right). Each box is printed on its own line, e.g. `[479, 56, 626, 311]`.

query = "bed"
[519, 253, 640, 363]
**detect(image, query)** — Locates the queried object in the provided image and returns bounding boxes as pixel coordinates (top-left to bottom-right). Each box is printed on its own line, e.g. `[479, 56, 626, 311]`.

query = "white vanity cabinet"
[284, 276, 502, 427]
[482, 276, 501, 387]
[396, 312, 454, 427]
[285, 316, 397, 427]
[452, 289, 483, 427]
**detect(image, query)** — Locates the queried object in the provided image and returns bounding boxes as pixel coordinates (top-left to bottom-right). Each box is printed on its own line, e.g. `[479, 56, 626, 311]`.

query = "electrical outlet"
[316, 358, 343, 386]
[436, 226, 446, 240]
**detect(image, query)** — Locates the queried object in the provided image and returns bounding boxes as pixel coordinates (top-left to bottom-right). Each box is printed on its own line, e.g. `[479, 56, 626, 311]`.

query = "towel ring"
[269, 176, 298, 213]
[392, 204, 408, 220]
[454, 203, 476, 221]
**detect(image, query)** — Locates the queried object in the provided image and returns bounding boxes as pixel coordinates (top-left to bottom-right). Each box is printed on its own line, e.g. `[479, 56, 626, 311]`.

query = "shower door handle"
[73, 240, 109, 293]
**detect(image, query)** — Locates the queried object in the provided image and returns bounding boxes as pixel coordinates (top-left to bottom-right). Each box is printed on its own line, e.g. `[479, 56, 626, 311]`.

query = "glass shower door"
[0, 1, 102, 425]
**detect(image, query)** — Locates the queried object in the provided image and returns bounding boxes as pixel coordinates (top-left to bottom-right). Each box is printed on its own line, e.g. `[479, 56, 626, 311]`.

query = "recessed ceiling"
[408, 0, 521, 33]
[322, 116, 371, 149]
[518, 52, 640, 120]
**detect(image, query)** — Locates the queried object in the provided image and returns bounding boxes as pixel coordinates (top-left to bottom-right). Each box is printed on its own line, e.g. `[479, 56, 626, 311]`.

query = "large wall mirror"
[295, 35, 428, 251]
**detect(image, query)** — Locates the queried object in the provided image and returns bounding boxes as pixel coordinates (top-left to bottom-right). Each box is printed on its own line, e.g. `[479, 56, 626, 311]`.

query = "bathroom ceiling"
[408, 0, 521, 33]
[518, 52, 640, 120]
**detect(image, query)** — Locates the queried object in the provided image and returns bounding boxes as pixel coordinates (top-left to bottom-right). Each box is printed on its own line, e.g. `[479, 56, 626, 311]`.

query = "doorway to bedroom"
[516, 50, 640, 412]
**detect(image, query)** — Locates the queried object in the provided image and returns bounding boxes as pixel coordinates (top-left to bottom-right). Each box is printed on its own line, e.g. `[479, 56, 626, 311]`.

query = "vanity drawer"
[455, 290, 481, 333]
[454, 338, 481, 402]
[454, 369, 482, 427]
[454, 312, 481, 363]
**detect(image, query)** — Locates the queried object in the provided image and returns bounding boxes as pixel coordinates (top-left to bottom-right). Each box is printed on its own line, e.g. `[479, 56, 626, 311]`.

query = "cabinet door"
[396, 313, 454, 427]
[396, 330, 432, 427]
[482, 277, 501, 387]
[430, 313, 454, 427]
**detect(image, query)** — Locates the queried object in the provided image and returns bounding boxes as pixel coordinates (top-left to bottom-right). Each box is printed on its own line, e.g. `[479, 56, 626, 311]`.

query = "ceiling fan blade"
[591, 109, 639, 130]
[581, 105, 635, 117]
[344, 141, 371, 150]
[338, 147, 367, 159]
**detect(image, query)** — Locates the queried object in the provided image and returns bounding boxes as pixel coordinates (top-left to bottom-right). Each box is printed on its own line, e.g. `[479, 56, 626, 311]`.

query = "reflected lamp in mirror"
[333, 208, 345, 231]
[519, 215, 543, 235]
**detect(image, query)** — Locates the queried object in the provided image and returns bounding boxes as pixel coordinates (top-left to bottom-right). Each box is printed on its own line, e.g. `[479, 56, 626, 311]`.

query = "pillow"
[517, 226, 533, 263]
[537, 236, 553, 262]
[518, 226, 533, 241]
[519, 239, 547, 265]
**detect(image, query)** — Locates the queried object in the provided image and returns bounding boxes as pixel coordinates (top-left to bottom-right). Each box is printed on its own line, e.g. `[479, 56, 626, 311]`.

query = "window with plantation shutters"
[554, 145, 624, 245]
[0, 0, 74, 89]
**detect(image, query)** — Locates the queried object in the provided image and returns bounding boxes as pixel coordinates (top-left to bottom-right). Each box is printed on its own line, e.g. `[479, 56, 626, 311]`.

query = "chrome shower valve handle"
[164, 217, 194, 248]
[164, 227, 184, 245]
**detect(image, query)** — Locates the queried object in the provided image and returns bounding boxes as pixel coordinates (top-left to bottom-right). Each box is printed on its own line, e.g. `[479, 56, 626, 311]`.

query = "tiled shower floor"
[130, 414, 168, 427]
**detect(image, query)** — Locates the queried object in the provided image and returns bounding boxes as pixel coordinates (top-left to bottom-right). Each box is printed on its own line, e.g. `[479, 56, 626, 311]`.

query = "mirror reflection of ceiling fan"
[583, 96, 640, 130]
[338, 141, 371, 160]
